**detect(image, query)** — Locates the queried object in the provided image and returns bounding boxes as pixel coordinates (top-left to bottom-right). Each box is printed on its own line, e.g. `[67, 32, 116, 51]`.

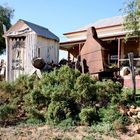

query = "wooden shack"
[4, 19, 59, 81]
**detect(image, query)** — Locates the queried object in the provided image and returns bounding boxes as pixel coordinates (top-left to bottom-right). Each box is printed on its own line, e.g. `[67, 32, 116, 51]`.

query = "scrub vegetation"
[0, 66, 140, 139]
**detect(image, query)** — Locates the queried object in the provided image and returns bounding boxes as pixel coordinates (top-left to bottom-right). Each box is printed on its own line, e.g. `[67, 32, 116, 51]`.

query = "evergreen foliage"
[0, 66, 133, 128]
[0, 5, 14, 54]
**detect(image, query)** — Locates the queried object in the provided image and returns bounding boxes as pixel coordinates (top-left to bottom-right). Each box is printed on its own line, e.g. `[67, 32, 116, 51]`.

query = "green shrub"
[0, 91, 10, 105]
[31, 89, 46, 105]
[57, 118, 76, 128]
[95, 80, 122, 106]
[26, 107, 45, 123]
[23, 93, 32, 112]
[41, 85, 53, 103]
[46, 101, 73, 125]
[74, 74, 96, 108]
[119, 88, 132, 104]
[0, 66, 127, 127]
[13, 75, 37, 97]
[0, 104, 16, 123]
[99, 104, 121, 123]
[79, 107, 98, 125]
[26, 118, 44, 124]
[0, 81, 14, 93]
[9, 97, 20, 107]
[135, 99, 140, 106]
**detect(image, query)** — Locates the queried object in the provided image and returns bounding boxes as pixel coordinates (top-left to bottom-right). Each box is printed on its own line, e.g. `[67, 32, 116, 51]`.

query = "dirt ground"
[0, 124, 140, 140]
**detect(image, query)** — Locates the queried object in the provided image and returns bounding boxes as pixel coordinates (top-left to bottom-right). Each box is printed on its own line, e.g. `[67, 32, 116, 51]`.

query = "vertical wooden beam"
[79, 43, 81, 55]
[68, 51, 70, 62]
[5, 37, 9, 81]
[117, 38, 121, 68]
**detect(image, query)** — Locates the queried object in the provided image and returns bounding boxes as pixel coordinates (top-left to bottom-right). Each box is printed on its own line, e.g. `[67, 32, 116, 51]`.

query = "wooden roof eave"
[63, 24, 122, 36]
[4, 27, 32, 38]
[60, 39, 85, 50]
[60, 31, 128, 50]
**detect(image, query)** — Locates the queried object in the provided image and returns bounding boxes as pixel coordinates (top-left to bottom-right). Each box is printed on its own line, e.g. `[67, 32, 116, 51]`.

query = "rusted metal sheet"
[81, 27, 106, 74]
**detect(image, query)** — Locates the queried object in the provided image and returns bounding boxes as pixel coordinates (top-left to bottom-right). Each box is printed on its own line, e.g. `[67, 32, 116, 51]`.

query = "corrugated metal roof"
[73, 16, 124, 32]
[21, 19, 59, 42]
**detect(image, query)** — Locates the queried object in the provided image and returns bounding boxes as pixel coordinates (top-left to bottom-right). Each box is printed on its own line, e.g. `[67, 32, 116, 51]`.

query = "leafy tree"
[0, 5, 14, 54]
[123, 0, 140, 39]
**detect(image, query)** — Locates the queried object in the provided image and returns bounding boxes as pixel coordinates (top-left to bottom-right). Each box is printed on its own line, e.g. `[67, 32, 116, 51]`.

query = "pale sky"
[0, 0, 126, 59]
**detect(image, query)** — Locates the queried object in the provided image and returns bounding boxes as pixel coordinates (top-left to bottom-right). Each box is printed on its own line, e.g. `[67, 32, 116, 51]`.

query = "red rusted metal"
[80, 27, 107, 74]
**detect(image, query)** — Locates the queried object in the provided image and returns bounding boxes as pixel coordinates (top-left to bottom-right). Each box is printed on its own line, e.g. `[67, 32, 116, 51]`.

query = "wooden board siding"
[37, 36, 59, 64]
[24, 33, 37, 76]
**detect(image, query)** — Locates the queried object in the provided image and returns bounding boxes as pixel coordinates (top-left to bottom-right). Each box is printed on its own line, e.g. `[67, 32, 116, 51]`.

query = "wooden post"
[5, 37, 9, 81]
[81, 59, 84, 73]
[128, 52, 136, 101]
[79, 43, 81, 55]
[68, 51, 70, 62]
[2, 23, 9, 81]
[117, 38, 121, 68]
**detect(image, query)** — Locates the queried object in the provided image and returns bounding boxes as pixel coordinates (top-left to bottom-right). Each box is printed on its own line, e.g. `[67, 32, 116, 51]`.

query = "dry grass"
[0, 124, 140, 140]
